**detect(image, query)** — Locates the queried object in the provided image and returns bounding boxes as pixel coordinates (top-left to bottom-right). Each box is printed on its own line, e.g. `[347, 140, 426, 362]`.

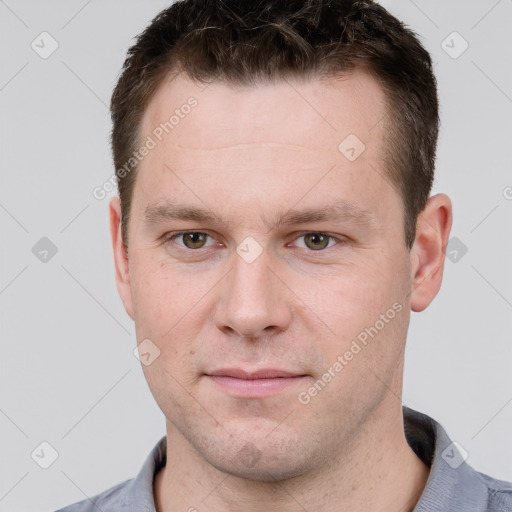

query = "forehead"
[141, 68, 386, 157]
[134, 69, 399, 231]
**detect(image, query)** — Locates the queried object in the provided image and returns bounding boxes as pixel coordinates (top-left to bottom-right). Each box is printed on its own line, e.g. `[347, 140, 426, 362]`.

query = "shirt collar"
[403, 406, 490, 511]
[115, 434, 166, 511]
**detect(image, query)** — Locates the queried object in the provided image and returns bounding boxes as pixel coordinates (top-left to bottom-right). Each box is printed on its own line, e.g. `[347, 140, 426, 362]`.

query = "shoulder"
[478, 472, 512, 511]
[55, 435, 166, 511]
[403, 407, 512, 511]
[54, 479, 132, 512]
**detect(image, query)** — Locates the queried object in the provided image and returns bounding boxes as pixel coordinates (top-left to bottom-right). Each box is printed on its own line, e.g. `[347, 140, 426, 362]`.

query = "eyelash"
[161, 230, 343, 253]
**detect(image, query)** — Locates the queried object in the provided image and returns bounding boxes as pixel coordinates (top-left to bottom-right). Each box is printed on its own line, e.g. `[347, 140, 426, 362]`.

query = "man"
[57, 0, 512, 511]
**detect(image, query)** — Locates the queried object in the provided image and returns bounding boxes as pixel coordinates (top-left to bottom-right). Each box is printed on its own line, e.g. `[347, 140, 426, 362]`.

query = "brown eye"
[179, 232, 210, 249]
[303, 233, 331, 250]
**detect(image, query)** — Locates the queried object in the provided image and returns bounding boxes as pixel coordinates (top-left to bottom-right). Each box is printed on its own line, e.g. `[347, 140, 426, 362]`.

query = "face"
[112, 70, 425, 480]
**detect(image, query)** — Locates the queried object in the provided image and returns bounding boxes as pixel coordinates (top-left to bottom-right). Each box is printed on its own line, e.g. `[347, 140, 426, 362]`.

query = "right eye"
[163, 231, 217, 250]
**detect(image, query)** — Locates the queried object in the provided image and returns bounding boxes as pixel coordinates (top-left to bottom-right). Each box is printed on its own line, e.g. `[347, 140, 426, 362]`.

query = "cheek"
[340, 256, 410, 364]
[131, 260, 206, 393]
[129, 255, 194, 339]
[302, 255, 408, 356]
[311, 262, 392, 323]
[129, 253, 221, 372]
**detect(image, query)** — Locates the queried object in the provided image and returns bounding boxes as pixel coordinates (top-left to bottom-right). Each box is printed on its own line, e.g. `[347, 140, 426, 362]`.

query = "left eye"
[167, 232, 216, 249]
[291, 232, 339, 251]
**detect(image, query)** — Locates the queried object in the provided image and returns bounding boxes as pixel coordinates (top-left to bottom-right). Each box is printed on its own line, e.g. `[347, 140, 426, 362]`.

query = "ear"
[410, 193, 453, 312]
[109, 196, 135, 320]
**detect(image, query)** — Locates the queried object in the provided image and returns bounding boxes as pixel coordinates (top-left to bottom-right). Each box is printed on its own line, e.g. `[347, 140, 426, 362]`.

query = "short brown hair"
[110, 0, 438, 249]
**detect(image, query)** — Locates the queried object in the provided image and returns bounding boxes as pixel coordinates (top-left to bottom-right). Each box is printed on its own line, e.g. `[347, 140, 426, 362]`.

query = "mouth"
[205, 368, 309, 397]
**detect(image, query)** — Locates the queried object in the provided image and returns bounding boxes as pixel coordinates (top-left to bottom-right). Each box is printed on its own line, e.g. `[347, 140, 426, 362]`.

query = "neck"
[154, 400, 430, 512]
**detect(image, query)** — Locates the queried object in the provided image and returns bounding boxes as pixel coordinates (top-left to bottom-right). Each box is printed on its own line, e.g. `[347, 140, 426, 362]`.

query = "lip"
[206, 368, 308, 397]
[209, 368, 303, 379]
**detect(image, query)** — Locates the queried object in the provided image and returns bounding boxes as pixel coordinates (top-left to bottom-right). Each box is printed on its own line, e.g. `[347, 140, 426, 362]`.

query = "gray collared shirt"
[55, 407, 512, 511]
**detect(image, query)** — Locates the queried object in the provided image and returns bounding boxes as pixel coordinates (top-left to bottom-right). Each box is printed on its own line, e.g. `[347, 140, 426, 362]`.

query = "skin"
[110, 69, 452, 511]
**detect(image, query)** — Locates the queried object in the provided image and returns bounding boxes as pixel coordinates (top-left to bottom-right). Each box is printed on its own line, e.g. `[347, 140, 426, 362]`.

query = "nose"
[213, 250, 292, 340]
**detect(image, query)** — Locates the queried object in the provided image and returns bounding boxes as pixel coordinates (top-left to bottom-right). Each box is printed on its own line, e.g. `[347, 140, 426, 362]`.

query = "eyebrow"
[143, 200, 377, 231]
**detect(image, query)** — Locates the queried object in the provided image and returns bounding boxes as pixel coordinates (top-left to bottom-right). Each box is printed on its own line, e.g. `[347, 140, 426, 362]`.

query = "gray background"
[0, 1, 511, 510]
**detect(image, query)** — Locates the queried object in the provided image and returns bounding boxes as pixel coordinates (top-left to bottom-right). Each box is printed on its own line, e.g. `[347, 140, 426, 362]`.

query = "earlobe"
[410, 194, 453, 312]
[109, 196, 135, 320]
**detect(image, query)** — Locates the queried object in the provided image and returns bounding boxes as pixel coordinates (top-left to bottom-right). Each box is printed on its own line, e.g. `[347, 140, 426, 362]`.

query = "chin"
[213, 453, 312, 483]
[198, 431, 317, 483]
